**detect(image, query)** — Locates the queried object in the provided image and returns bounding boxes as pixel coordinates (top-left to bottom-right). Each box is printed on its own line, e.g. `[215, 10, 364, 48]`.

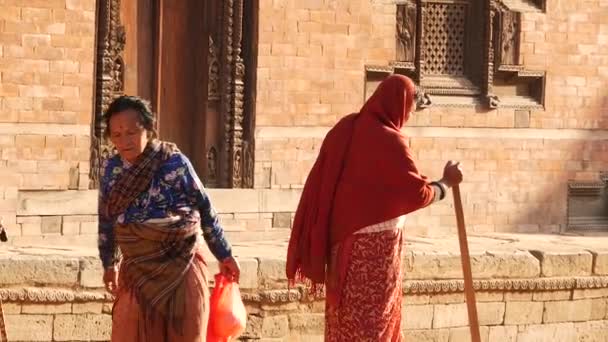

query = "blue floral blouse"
[97, 152, 233, 269]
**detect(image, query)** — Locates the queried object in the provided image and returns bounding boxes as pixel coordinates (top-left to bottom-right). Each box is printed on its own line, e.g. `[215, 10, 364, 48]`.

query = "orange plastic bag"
[207, 273, 247, 342]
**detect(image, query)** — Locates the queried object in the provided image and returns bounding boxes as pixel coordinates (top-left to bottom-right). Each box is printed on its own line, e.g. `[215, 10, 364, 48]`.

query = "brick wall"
[0, 0, 96, 235]
[254, 0, 396, 189]
[254, 0, 608, 233]
[0, 0, 606, 237]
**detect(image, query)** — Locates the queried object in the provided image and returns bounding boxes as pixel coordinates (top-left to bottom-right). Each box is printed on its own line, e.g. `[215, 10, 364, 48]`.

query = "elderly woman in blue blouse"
[98, 95, 240, 342]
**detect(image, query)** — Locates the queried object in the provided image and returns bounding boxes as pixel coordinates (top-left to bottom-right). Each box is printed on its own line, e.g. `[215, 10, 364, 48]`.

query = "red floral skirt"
[326, 228, 404, 342]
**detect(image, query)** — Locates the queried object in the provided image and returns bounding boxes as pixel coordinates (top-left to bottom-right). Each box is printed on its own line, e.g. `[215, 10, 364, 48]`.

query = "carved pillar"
[484, 1, 498, 108]
[90, 0, 125, 189]
[219, 0, 249, 188]
[206, 35, 220, 188]
[229, 0, 245, 188]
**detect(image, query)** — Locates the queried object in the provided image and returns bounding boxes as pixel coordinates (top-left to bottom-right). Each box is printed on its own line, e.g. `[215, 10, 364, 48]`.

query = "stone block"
[22, 303, 72, 314]
[531, 250, 593, 277]
[80, 220, 97, 234]
[405, 250, 539, 280]
[505, 292, 533, 301]
[208, 189, 260, 213]
[515, 110, 531, 128]
[72, 302, 103, 314]
[259, 258, 288, 288]
[272, 212, 292, 228]
[448, 326, 489, 342]
[533, 290, 571, 302]
[241, 314, 263, 339]
[433, 304, 468, 328]
[18, 190, 97, 216]
[405, 294, 430, 305]
[402, 329, 449, 342]
[261, 302, 298, 312]
[488, 326, 517, 342]
[53, 314, 112, 341]
[0, 256, 79, 285]
[574, 320, 608, 341]
[429, 293, 464, 304]
[543, 299, 606, 323]
[79, 257, 104, 288]
[260, 189, 302, 213]
[478, 302, 505, 326]
[516, 323, 576, 342]
[288, 313, 324, 334]
[572, 288, 608, 300]
[21, 222, 42, 235]
[41, 215, 61, 234]
[592, 251, 608, 275]
[1, 303, 21, 314]
[61, 220, 80, 235]
[402, 305, 433, 329]
[5, 314, 53, 341]
[261, 315, 289, 338]
[287, 334, 324, 342]
[476, 291, 504, 302]
[237, 258, 260, 289]
[504, 301, 543, 325]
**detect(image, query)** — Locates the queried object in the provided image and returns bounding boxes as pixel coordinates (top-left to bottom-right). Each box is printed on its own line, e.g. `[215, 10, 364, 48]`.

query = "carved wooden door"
[92, 0, 257, 188]
[119, 0, 209, 178]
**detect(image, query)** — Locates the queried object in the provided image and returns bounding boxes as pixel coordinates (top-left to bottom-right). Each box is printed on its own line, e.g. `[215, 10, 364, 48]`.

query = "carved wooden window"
[423, 2, 467, 76]
[368, 0, 546, 110]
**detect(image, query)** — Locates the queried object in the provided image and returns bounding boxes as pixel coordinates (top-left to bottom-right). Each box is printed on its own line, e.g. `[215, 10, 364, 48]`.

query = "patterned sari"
[325, 218, 405, 342]
[104, 141, 209, 341]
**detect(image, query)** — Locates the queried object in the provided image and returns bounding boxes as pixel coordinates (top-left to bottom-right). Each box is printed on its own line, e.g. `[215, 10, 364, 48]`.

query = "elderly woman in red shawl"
[286, 75, 463, 341]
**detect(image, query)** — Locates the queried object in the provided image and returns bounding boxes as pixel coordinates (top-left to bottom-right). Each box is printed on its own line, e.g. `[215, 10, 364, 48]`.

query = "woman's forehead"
[109, 110, 143, 127]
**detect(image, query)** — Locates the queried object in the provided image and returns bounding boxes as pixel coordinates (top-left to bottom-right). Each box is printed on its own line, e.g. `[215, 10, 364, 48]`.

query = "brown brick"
[41, 215, 62, 234]
[22, 33, 51, 47]
[21, 7, 52, 21]
[16, 134, 45, 148]
[50, 60, 79, 73]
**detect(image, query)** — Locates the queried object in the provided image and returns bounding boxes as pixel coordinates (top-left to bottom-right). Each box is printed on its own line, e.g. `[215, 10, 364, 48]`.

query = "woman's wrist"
[430, 180, 448, 200]
[438, 178, 451, 189]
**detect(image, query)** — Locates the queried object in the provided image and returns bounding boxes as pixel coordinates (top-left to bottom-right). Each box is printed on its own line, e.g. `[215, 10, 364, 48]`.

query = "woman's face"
[108, 109, 149, 163]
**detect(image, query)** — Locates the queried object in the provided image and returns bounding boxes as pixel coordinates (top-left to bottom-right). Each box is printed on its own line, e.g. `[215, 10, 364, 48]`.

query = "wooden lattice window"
[423, 2, 467, 76]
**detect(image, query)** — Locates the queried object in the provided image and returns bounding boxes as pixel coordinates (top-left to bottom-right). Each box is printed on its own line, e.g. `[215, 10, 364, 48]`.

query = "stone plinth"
[2, 233, 608, 341]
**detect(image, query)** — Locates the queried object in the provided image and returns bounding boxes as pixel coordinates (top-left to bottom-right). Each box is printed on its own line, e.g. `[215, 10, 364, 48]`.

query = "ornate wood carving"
[90, 0, 125, 189]
[497, 10, 521, 67]
[371, 0, 546, 110]
[206, 147, 218, 187]
[208, 36, 220, 101]
[218, 0, 249, 188]
[396, 1, 417, 63]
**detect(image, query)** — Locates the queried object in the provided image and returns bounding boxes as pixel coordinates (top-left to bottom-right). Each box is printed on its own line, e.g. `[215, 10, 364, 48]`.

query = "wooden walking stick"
[0, 300, 7, 342]
[452, 185, 481, 342]
[0, 221, 9, 342]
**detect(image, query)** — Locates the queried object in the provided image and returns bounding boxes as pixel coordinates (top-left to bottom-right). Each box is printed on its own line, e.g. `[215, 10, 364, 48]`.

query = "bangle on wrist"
[430, 181, 447, 200]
